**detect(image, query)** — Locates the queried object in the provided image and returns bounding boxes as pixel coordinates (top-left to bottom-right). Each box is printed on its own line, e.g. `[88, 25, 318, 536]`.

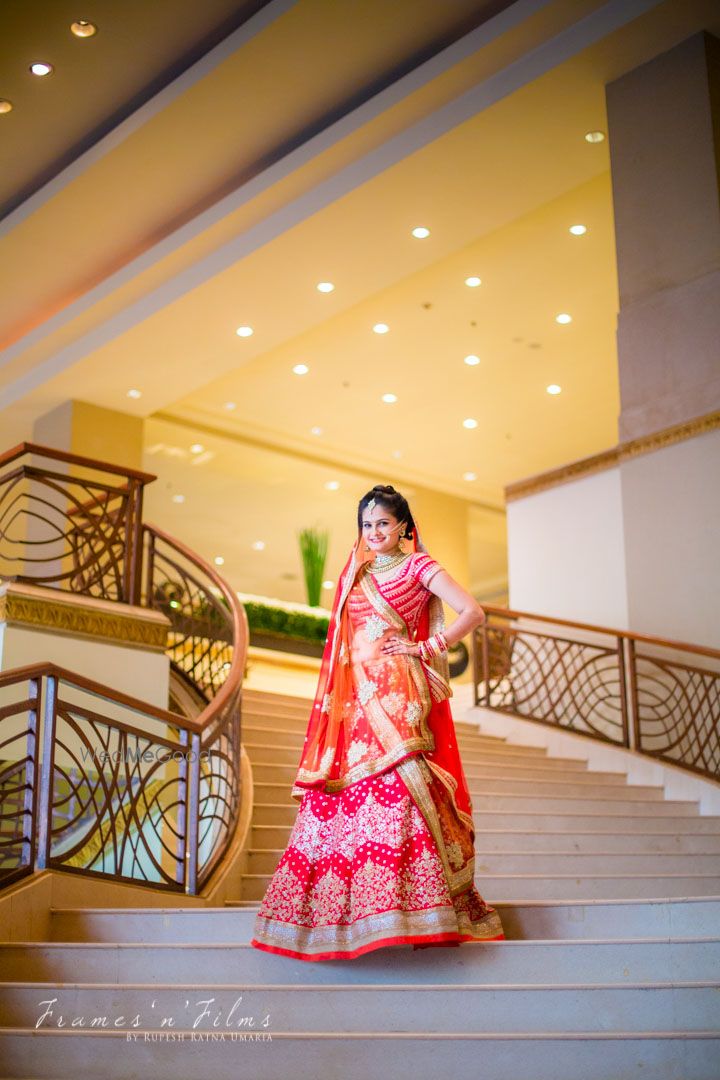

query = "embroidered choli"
[347, 552, 442, 650]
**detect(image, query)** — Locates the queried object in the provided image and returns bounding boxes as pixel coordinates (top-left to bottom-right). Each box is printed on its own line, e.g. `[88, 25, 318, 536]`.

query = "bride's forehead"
[361, 505, 396, 523]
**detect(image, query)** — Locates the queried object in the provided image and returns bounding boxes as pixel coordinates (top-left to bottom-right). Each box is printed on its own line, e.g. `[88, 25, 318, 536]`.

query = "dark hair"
[357, 484, 416, 541]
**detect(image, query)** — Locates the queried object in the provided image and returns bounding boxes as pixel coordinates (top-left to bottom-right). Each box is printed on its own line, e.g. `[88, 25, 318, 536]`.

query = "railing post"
[25, 676, 42, 874]
[472, 629, 480, 706]
[481, 621, 490, 707]
[35, 673, 58, 871]
[185, 731, 201, 895]
[626, 637, 641, 753]
[617, 635, 630, 748]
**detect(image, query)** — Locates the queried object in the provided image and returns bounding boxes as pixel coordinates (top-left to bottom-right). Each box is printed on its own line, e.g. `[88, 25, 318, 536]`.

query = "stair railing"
[472, 607, 720, 782]
[0, 442, 248, 894]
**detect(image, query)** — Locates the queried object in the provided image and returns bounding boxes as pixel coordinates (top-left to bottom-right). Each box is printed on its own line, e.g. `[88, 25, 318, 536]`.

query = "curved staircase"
[2, 688, 719, 1079]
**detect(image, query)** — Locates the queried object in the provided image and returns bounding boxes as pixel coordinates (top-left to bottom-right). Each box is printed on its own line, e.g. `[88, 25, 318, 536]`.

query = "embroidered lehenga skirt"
[250, 551, 504, 960]
[250, 759, 504, 961]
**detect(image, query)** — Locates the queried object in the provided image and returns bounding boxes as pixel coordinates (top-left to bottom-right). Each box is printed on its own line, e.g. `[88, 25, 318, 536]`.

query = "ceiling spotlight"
[463, 418, 478, 429]
[381, 393, 397, 404]
[464, 354, 480, 366]
[293, 363, 309, 375]
[316, 282, 335, 293]
[70, 19, 98, 37]
[325, 481, 340, 491]
[214, 556, 225, 566]
[0, 100, 13, 114]
[235, 325, 254, 337]
[126, 388, 142, 399]
[172, 494, 185, 504]
[322, 580, 334, 590]
[463, 472, 478, 482]
[30, 62, 54, 77]
[464, 276, 481, 288]
[546, 384, 562, 395]
[373, 323, 389, 334]
[412, 227, 430, 239]
[190, 443, 204, 454]
[310, 426, 323, 436]
[585, 130, 605, 143]
[251, 540, 266, 551]
[569, 224, 587, 235]
[223, 401, 237, 410]
[391, 449, 403, 459]
[556, 313, 572, 324]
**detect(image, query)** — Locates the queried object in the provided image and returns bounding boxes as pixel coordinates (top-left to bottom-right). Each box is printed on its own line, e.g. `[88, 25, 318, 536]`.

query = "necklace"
[367, 547, 408, 575]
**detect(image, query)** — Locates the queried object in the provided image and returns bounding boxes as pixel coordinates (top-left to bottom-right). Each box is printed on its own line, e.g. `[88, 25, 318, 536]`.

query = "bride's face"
[361, 504, 403, 554]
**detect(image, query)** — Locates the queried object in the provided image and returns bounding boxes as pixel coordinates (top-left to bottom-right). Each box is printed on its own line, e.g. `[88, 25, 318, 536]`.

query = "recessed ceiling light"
[190, 443, 205, 454]
[569, 224, 587, 235]
[316, 282, 335, 293]
[214, 556, 225, 566]
[0, 100, 13, 114]
[310, 426, 323, 436]
[322, 580, 334, 589]
[464, 354, 480, 366]
[30, 62, 53, 77]
[463, 471, 477, 482]
[381, 393, 397, 404]
[126, 388, 142, 399]
[546, 384, 562, 395]
[235, 325, 254, 337]
[70, 19, 98, 37]
[412, 226, 430, 239]
[251, 540, 266, 551]
[462, 418, 478, 429]
[585, 130, 605, 143]
[325, 481, 340, 491]
[373, 323, 389, 334]
[172, 494, 185, 504]
[391, 449, 403, 459]
[465, 276, 481, 288]
[293, 363, 309, 375]
[556, 313, 572, 324]
[223, 401, 237, 410]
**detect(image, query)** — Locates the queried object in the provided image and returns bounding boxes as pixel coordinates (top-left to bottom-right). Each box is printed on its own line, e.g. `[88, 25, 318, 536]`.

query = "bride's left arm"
[425, 570, 486, 647]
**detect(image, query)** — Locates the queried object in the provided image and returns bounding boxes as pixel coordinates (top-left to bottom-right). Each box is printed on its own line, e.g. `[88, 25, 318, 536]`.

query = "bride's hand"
[381, 635, 419, 656]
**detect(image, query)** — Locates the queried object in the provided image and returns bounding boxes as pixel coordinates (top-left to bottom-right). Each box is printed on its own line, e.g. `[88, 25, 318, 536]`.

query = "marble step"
[49, 897, 720, 943]
[2, 1027, 719, 1080]
[250, 801, 709, 829]
[250, 781, 672, 808]
[250, 824, 720, 854]
[248, 760, 626, 786]
[2, 939, 718, 985]
[2, 981, 718, 1034]
[243, 736, 566, 767]
[244, 847, 720, 877]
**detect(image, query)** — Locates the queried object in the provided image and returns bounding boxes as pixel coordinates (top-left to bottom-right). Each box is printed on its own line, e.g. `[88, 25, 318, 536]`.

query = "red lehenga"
[250, 538, 504, 961]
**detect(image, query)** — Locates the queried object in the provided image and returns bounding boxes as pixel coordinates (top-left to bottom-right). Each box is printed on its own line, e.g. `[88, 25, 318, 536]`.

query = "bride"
[250, 483, 504, 960]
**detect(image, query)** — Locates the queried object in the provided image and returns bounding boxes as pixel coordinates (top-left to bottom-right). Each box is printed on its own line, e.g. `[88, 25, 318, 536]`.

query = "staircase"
[1, 689, 719, 1079]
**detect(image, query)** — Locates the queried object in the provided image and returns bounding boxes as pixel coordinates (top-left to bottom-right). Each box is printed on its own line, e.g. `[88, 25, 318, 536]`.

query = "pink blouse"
[347, 552, 443, 644]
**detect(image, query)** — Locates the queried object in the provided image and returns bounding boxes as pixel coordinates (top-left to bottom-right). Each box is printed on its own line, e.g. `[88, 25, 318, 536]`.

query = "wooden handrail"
[480, 604, 720, 660]
[0, 441, 157, 484]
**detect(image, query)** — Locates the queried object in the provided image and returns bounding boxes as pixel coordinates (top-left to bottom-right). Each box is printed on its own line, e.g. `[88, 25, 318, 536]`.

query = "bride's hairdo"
[358, 484, 416, 541]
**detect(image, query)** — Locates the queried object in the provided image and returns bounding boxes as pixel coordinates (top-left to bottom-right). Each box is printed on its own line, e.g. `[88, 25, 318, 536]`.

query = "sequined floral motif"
[321, 692, 333, 714]
[347, 738, 371, 766]
[364, 614, 388, 642]
[358, 678, 378, 705]
[446, 841, 464, 869]
[319, 746, 335, 773]
[405, 701, 422, 728]
[380, 691, 403, 716]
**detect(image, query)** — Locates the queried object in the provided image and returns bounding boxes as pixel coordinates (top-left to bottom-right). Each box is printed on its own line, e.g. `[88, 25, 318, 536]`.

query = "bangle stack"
[417, 632, 448, 662]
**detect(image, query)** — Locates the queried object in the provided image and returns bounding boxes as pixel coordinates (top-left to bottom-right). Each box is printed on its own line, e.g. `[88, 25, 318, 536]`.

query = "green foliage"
[243, 600, 329, 644]
[297, 526, 329, 608]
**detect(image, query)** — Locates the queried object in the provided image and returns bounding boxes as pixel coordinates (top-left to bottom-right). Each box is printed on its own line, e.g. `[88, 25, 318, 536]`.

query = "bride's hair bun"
[358, 485, 415, 541]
